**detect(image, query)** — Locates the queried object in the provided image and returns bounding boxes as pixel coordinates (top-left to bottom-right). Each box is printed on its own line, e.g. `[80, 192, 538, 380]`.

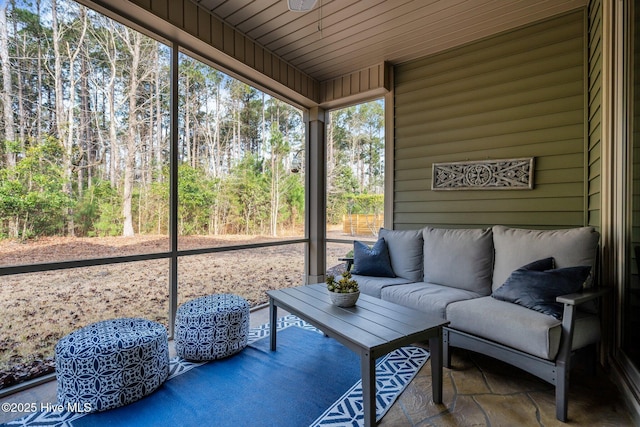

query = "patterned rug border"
[167, 314, 314, 380]
[310, 345, 429, 426]
[3, 315, 429, 427]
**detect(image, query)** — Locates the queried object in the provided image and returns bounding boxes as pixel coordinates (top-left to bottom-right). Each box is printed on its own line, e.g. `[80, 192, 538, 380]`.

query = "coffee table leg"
[429, 329, 443, 404]
[269, 298, 277, 351]
[361, 352, 376, 427]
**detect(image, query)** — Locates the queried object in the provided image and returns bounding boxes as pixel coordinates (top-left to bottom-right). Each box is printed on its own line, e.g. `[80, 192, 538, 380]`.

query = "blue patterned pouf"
[55, 318, 169, 413]
[175, 294, 250, 361]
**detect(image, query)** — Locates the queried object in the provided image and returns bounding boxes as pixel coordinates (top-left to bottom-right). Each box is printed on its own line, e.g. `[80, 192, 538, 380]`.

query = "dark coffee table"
[267, 283, 448, 427]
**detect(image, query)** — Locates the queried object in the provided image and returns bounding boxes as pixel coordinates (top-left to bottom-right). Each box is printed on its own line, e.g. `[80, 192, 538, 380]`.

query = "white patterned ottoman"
[55, 318, 169, 412]
[175, 294, 250, 361]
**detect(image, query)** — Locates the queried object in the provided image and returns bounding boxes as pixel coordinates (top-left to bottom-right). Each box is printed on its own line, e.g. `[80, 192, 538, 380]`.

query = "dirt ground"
[0, 234, 352, 387]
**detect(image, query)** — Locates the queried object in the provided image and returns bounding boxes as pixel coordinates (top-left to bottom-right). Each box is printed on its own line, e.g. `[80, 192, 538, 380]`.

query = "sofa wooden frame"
[442, 287, 609, 422]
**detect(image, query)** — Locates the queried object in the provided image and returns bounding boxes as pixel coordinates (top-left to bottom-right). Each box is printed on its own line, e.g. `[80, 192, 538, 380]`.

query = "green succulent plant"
[326, 271, 359, 293]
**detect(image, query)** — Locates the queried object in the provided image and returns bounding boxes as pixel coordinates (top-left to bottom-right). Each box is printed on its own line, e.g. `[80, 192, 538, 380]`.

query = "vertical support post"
[168, 43, 179, 338]
[305, 106, 326, 285]
[383, 65, 394, 229]
[598, 0, 626, 373]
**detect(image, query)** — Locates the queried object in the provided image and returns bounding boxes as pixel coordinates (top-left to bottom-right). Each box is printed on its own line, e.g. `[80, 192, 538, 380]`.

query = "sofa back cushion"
[378, 228, 423, 282]
[423, 227, 494, 295]
[491, 225, 600, 292]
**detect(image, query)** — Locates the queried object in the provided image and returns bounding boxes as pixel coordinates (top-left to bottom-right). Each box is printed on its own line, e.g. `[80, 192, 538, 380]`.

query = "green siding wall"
[393, 11, 586, 230]
[588, 0, 602, 230]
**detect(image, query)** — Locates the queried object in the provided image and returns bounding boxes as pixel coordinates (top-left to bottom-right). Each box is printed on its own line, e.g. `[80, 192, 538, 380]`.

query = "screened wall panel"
[127, 0, 319, 104]
[393, 11, 587, 229]
[626, 0, 640, 370]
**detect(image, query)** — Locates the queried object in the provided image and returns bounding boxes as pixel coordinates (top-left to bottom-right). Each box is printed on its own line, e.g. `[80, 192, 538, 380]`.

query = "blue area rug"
[3, 315, 429, 427]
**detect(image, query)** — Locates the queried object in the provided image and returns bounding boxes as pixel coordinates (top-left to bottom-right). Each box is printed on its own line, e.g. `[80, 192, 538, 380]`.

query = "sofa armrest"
[556, 287, 610, 369]
[338, 257, 354, 272]
[556, 288, 610, 306]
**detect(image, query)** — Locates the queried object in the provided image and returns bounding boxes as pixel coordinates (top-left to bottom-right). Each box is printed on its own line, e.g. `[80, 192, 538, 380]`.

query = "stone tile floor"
[380, 344, 634, 426]
[0, 307, 634, 426]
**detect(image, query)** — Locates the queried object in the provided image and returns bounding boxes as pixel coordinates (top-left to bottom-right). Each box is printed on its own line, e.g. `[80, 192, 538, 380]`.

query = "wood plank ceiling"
[190, 0, 587, 82]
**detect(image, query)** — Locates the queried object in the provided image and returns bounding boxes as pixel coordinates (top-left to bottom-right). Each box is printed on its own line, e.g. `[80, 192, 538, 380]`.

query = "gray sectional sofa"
[351, 225, 606, 422]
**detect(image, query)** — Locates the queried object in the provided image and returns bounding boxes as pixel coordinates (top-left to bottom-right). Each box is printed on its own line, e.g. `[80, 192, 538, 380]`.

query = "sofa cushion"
[379, 228, 423, 281]
[492, 264, 591, 319]
[352, 275, 413, 299]
[446, 297, 601, 360]
[492, 225, 599, 292]
[423, 227, 494, 295]
[381, 282, 481, 320]
[351, 238, 395, 277]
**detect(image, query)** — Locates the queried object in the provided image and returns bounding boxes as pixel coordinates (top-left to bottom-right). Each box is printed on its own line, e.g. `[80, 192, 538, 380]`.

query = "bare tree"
[153, 44, 163, 179]
[116, 26, 154, 237]
[36, 0, 42, 141]
[51, 0, 89, 236]
[0, 0, 16, 167]
[89, 16, 123, 189]
[13, 3, 25, 149]
[119, 28, 142, 236]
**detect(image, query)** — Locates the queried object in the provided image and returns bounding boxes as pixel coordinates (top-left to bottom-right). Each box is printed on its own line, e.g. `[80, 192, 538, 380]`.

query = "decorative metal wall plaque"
[431, 157, 534, 190]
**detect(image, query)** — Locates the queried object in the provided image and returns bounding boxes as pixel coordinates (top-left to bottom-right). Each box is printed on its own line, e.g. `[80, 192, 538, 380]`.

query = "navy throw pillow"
[351, 238, 396, 278]
[492, 261, 591, 319]
[520, 257, 555, 271]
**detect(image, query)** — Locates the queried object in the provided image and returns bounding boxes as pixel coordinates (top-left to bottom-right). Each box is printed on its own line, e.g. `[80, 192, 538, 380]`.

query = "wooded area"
[0, 0, 384, 242]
